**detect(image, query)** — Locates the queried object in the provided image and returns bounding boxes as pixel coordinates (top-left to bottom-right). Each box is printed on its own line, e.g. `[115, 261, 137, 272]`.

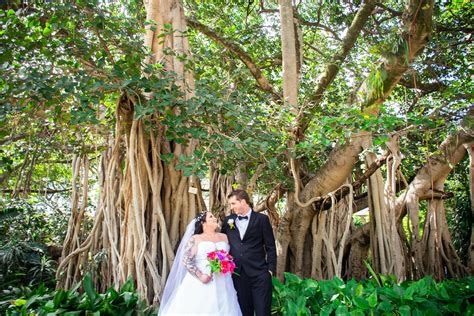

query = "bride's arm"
[182, 236, 211, 283]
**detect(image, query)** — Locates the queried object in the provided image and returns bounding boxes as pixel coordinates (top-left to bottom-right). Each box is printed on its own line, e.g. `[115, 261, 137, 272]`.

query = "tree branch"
[311, 151, 389, 212]
[1, 188, 71, 194]
[259, 0, 278, 14]
[297, 17, 342, 41]
[396, 108, 474, 219]
[436, 26, 474, 33]
[399, 77, 446, 93]
[0, 133, 27, 146]
[294, 0, 377, 137]
[358, 0, 434, 114]
[186, 17, 281, 99]
[375, 3, 403, 17]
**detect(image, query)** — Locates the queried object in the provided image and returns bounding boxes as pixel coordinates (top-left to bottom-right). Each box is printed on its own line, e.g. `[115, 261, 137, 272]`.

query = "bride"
[158, 211, 242, 316]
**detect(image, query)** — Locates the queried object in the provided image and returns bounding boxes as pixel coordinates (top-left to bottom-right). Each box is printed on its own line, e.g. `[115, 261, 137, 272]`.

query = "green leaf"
[284, 272, 302, 285]
[83, 273, 97, 303]
[446, 303, 461, 313]
[335, 305, 348, 315]
[377, 301, 393, 312]
[54, 289, 67, 307]
[438, 286, 450, 299]
[403, 285, 415, 300]
[120, 277, 135, 293]
[13, 298, 27, 307]
[354, 283, 364, 297]
[399, 305, 411, 316]
[367, 291, 377, 308]
[320, 304, 334, 316]
[43, 27, 52, 37]
[353, 296, 369, 310]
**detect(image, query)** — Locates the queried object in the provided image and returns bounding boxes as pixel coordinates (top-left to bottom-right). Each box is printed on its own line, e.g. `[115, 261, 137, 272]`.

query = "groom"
[222, 189, 276, 316]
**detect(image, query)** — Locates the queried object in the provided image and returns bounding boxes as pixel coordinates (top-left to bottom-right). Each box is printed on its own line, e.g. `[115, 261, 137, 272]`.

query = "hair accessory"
[195, 212, 207, 223]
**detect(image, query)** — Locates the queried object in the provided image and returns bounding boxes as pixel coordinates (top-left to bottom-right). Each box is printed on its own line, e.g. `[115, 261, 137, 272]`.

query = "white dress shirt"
[235, 209, 252, 240]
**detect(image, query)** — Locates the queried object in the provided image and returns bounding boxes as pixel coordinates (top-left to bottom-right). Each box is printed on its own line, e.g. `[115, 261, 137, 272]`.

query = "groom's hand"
[199, 274, 212, 284]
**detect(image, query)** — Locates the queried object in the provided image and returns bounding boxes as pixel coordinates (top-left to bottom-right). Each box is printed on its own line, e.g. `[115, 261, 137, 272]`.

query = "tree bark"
[395, 128, 473, 278]
[279, 0, 434, 279]
[279, 0, 299, 112]
[467, 144, 474, 273]
[56, 0, 203, 304]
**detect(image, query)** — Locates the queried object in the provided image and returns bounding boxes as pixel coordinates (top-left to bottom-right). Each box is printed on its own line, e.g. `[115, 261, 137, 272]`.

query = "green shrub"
[272, 272, 474, 315]
[0, 241, 57, 289]
[0, 273, 156, 316]
[0, 201, 68, 289]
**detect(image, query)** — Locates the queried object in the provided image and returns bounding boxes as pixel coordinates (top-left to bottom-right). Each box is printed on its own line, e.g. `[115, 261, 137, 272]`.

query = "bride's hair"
[193, 211, 207, 235]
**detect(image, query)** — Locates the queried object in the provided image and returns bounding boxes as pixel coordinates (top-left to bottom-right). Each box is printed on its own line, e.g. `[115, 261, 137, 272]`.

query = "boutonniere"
[227, 219, 235, 230]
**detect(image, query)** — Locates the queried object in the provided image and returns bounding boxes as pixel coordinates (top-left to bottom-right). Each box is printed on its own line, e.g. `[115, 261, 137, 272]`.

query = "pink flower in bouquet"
[207, 249, 236, 275]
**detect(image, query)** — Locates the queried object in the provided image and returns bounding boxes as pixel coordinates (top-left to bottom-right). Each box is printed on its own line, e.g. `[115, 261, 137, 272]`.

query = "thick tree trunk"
[279, 0, 437, 280]
[421, 192, 467, 279]
[279, 132, 370, 276]
[279, 0, 298, 112]
[346, 224, 370, 280]
[57, 0, 204, 304]
[396, 129, 473, 279]
[58, 155, 89, 290]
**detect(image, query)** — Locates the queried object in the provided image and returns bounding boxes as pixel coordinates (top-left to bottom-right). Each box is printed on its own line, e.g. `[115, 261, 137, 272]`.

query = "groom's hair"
[227, 189, 253, 208]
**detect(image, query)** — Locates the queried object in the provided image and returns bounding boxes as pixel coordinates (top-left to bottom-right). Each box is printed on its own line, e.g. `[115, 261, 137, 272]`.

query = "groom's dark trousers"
[223, 211, 277, 316]
[232, 266, 272, 316]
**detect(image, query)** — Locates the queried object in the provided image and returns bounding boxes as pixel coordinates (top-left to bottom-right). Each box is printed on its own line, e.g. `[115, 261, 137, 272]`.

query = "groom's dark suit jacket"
[222, 211, 276, 277]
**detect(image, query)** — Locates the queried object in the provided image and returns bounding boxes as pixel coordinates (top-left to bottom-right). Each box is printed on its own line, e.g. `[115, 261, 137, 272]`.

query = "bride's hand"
[199, 273, 212, 284]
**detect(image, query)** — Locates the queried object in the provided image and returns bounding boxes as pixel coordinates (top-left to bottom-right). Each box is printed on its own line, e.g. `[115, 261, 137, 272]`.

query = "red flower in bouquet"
[207, 249, 236, 275]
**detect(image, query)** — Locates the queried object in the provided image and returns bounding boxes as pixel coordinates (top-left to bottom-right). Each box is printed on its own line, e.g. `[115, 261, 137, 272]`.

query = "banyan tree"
[1, 0, 472, 305]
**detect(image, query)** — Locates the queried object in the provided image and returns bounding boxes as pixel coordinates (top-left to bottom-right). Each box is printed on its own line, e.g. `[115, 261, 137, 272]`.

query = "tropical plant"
[0, 201, 69, 289]
[1, 274, 156, 316]
[271, 272, 474, 315]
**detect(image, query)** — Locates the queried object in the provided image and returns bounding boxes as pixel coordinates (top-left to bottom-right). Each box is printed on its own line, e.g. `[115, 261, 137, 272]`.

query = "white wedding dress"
[159, 241, 242, 316]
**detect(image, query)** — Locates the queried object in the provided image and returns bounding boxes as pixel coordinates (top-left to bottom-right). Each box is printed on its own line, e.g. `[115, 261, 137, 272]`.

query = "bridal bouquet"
[207, 249, 236, 275]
